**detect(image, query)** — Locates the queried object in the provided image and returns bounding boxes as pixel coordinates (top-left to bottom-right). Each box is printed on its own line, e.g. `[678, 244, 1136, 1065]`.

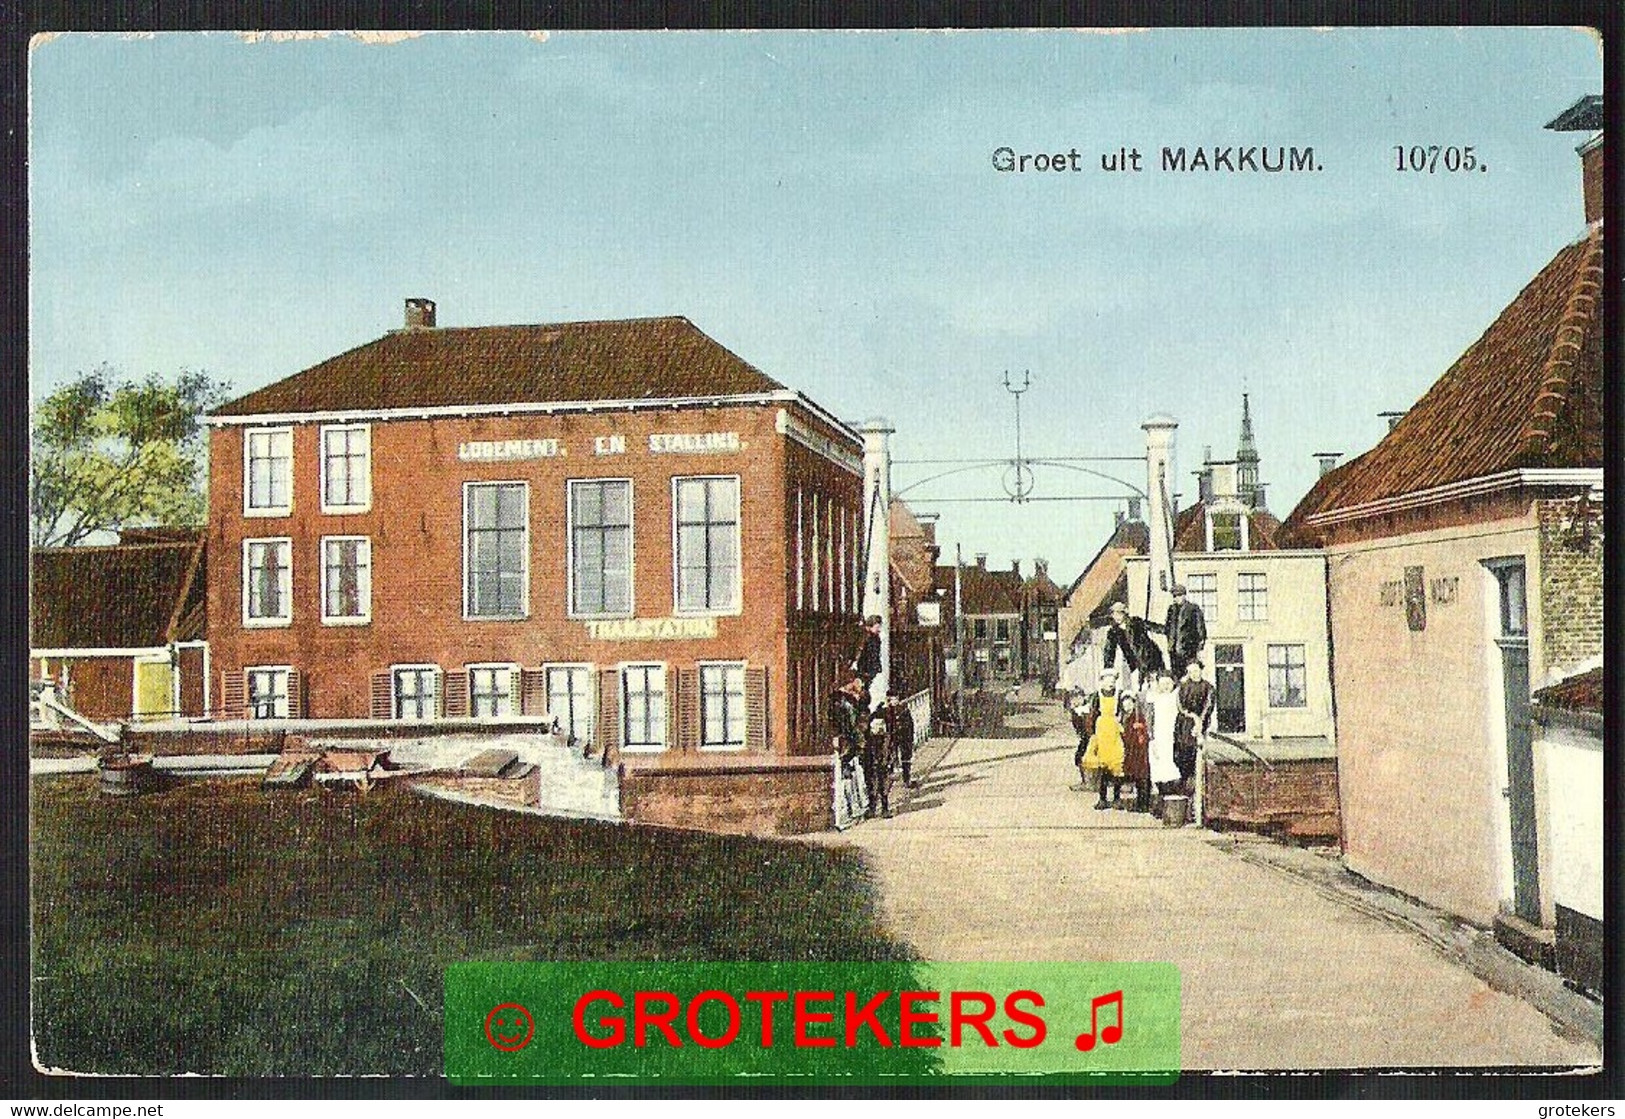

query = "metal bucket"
[98, 756, 155, 797]
[1160, 794, 1191, 827]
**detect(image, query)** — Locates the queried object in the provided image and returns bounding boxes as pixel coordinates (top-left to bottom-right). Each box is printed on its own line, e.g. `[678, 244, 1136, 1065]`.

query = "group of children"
[1071, 658, 1214, 816]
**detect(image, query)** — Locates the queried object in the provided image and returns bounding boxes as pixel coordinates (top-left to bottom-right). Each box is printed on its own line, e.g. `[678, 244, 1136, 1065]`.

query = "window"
[246, 667, 290, 719]
[464, 482, 528, 618]
[320, 537, 371, 624]
[996, 618, 1011, 642]
[245, 428, 292, 516]
[1267, 644, 1308, 708]
[469, 664, 518, 718]
[569, 479, 632, 616]
[1488, 559, 1529, 638]
[974, 618, 988, 640]
[700, 662, 747, 750]
[320, 425, 371, 512]
[545, 664, 594, 744]
[622, 664, 667, 752]
[243, 538, 292, 626]
[674, 476, 741, 613]
[1210, 512, 1244, 552]
[393, 666, 440, 720]
[795, 489, 805, 611]
[809, 492, 820, 612]
[1186, 573, 1218, 618]
[1237, 572, 1268, 621]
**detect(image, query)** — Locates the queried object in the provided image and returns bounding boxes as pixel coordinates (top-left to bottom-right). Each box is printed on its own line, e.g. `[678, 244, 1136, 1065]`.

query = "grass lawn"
[31, 776, 914, 1076]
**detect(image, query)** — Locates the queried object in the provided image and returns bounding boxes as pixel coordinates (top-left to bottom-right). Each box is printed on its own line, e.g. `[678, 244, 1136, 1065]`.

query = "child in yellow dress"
[1081, 668, 1130, 810]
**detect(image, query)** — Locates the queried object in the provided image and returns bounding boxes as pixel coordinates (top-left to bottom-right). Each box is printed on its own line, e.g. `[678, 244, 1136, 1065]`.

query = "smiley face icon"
[484, 1003, 535, 1052]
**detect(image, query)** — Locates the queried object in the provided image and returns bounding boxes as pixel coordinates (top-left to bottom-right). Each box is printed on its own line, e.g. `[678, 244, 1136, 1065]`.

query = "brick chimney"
[1580, 134, 1603, 226]
[1011, 559, 1021, 578]
[1380, 410, 1406, 432]
[1545, 95, 1603, 226]
[975, 553, 987, 569]
[1126, 497, 1143, 522]
[1314, 451, 1343, 477]
[404, 297, 437, 329]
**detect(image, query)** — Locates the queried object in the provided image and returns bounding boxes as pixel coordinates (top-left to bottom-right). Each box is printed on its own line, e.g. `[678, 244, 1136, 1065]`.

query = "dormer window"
[1207, 510, 1250, 552]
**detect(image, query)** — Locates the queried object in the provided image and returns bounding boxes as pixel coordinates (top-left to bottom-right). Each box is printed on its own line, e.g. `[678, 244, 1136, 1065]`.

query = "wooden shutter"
[677, 667, 699, 751]
[285, 668, 305, 719]
[520, 668, 547, 717]
[220, 669, 246, 720]
[443, 670, 470, 718]
[370, 670, 393, 720]
[597, 668, 621, 753]
[434, 668, 447, 717]
[746, 665, 770, 752]
[508, 668, 523, 718]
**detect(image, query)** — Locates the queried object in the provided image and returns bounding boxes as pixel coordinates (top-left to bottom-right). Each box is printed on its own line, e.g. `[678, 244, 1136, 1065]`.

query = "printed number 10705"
[1394, 145, 1485, 172]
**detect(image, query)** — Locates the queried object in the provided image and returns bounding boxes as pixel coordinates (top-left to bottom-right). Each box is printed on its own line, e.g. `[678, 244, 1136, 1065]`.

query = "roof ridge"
[34, 540, 200, 555]
[1517, 230, 1603, 461]
[409, 314, 694, 332]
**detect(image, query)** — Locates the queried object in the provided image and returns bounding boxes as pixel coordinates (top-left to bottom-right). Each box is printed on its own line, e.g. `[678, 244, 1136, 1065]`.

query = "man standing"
[1103, 601, 1164, 692]
[851, 615, 884, 703]
[885, 691, 918, 789]
[1175, 659, 1215, 799]
[1159, 583, 1208, 678]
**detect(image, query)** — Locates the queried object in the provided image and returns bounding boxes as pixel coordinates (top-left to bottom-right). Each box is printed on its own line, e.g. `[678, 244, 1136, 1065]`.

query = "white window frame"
[1266, 644, 1308, 709]
[544, 662, 596, 744]
[242, 537, 293, 628]
[319, 535, 372, 626]
[1237, 571, 1269, 622]
[671, 475, 743, 617]
[243, 426, 293, 518]
[319, 423, 372, 514]
[566, 477, 635, 619]
[1185, 572, 1219, 620]
[698, 660, 749, 752]
[391, 663, 442, 721]
[245, 665, 292, 720]
[620, 662, 668, 754]
[795, 488, 805, 612]
[462, 480, 530, 621]
[467, 662, 521, 719]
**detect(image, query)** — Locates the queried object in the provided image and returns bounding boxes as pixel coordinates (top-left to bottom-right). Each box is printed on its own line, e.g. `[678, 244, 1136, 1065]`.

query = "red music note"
[1074, 989, 1124, 1051]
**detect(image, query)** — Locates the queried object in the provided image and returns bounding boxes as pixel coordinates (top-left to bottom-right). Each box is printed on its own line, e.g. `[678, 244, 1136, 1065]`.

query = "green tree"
[31, 367, 229, 547]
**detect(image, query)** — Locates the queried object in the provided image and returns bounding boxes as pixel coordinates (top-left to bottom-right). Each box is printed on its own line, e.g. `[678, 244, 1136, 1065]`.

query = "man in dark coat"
[861, 709, 894, 817]
[1103, 601, 1164, 691]
[885, 692, 918, 789]
[1175, 659, 1216, 795]
[1158, 583, 1208, 678]
[850, 615, 884, 701]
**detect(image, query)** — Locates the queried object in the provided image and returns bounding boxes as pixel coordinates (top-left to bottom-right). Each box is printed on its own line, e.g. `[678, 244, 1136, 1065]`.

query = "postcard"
[22, 24, 1606, 1094]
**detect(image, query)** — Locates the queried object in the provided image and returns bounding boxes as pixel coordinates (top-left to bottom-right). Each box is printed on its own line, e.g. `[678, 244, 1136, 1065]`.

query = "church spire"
[1237, 392, 1261, 505]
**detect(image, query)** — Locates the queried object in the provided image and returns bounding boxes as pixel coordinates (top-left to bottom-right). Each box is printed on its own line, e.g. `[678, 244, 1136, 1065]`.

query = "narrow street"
[817, 690, 1601, 1071]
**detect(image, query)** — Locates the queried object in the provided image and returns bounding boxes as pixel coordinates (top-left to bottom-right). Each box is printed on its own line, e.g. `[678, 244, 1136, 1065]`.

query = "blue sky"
[28, 28, 1601, 578]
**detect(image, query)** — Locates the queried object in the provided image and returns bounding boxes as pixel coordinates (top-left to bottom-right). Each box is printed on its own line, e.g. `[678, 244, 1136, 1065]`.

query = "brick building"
[204, 304, 865, 779]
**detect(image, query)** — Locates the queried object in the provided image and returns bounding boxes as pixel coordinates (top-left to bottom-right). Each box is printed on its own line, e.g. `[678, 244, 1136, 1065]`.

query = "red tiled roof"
[1532, 667, 1602, 713]
[213, 316, 788, 417]
[936, 564, 1023, 617]
[1285, 230, 1603, 536]
[1172, 501, 1284, 552]
[31, 541, 206, 649]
